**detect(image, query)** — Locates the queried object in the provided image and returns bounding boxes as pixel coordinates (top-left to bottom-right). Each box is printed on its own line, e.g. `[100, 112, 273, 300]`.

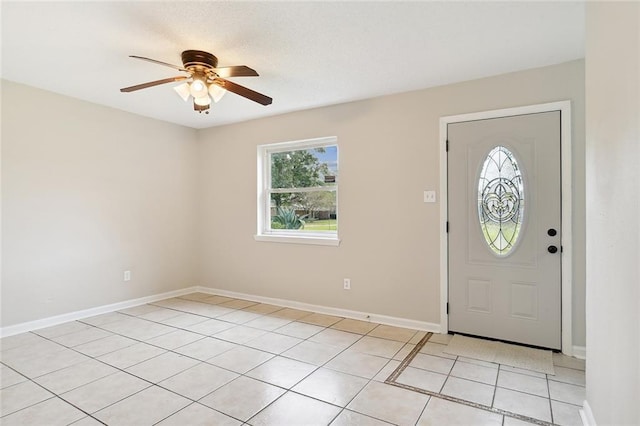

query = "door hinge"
[446, 221, 449, 233]
[446, 303, 449, 315]
[446, 140, 449, 152]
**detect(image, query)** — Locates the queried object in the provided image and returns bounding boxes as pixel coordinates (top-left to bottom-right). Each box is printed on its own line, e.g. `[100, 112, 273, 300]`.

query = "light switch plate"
[424, 190, 437, 203]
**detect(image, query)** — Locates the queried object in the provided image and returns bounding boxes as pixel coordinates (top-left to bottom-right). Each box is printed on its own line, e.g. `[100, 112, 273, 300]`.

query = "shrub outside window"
[256, 137, 339, 245]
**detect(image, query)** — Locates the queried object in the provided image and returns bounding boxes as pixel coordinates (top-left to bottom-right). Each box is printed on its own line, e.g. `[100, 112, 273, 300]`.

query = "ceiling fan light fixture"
[174, 82, 191, 102]
[194, 95, 211, 106]
[208, 83, 227, 103]
[121, 50, 273, 115]
[189, 77, 208, 98]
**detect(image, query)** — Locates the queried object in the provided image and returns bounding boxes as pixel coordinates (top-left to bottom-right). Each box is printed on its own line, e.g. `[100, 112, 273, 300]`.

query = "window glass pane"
[270, 191, 337, 232]
[477, 146, 524, 256]
[271, 146, 338, 189]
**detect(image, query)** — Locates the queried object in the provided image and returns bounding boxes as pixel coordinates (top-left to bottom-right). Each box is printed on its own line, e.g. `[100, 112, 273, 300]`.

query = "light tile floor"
[0, 292, 585, 425]
[389, 333, 586, 426]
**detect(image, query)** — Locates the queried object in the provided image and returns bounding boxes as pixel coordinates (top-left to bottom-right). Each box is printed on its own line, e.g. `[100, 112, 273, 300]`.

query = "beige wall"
[197, 60, 586, 345]
[1, 81, 199, 326]
[1, 61, 587, 349]
[585, 2, 639, 424]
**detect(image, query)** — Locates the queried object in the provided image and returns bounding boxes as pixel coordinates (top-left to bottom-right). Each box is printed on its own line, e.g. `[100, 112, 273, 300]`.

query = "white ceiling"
[1, 1, 585, 130]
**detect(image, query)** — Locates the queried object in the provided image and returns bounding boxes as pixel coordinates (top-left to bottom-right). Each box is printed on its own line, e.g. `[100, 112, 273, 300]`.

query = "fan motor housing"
[182, 50, 218, 70]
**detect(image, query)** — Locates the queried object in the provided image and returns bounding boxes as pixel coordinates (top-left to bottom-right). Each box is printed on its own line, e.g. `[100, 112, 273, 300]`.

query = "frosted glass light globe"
[189, 78, 208, 98]
[194, 95, 211, 106]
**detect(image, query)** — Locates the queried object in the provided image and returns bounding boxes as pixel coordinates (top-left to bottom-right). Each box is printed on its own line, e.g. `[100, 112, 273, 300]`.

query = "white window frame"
[255, 136, 340, 246]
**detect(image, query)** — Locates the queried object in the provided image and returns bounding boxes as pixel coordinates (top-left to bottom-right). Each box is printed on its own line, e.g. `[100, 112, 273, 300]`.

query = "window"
[256, 137, 339, 246]
[477, 145, 525, 256]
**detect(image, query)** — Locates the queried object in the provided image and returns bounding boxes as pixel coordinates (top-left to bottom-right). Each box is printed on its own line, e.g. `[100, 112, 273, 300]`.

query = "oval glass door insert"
[478, 146, 525, 256]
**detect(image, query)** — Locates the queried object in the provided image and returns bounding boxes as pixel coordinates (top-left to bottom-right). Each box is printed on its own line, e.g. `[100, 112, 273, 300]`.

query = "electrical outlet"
[124, 270, 131, 282]
[343, 278, 351, 290]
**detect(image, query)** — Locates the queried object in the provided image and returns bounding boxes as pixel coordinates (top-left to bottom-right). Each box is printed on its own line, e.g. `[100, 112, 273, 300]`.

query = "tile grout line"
[43, 306, 331, 424]
[546, 369, 555, 425]
[87, 297, 408, 424]
[4, 304, 303, 423]
[240, 311, 424, 424]
[10, 333, 170, 422]
[385, 333, 558, 426]
[0, 365, 109, 425]
[491, 364, 500, 410]
[240, 322, 371, 424]
[1, 334, 142, 424]
[4, 296, 392, 424]
[239, 315, 423, 424]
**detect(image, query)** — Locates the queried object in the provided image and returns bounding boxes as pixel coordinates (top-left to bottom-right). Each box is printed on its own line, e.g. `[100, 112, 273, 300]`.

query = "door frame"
[439, 101, 573, 355]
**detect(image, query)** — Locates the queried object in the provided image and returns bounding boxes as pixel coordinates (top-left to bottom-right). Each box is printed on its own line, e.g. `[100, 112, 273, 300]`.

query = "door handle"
[547, 245, 558, 254]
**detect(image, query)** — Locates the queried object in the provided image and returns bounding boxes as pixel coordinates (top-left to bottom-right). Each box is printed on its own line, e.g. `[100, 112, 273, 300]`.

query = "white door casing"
[439, 101, 573, 355]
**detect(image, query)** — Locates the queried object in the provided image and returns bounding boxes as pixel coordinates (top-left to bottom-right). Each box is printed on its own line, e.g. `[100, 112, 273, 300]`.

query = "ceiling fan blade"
[214, 65, 259, 78]
[129, 55, 188, 72]
[120, 76, 188, 92]
[216, 79, 272, 105]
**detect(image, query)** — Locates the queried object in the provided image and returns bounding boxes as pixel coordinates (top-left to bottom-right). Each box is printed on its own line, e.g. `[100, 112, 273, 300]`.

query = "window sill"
[254, 234, 340, 246]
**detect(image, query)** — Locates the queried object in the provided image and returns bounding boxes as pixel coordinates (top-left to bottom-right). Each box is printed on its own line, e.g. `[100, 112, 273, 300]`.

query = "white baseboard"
[10, 286, 582, 343]
[194, 286, 441, 332]
[0, 285, 439, 338]
[580, 400, 597, 426]
[0, 286, 200, 338]
[572, 345, 586, 360]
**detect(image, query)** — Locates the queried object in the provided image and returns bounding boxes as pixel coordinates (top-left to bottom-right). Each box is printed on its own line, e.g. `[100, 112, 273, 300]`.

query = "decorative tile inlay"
[385, 333, 584, 426]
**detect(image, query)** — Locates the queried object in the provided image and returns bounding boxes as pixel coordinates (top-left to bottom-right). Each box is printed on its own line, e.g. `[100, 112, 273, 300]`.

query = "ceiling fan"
[120, 50, 272, 114]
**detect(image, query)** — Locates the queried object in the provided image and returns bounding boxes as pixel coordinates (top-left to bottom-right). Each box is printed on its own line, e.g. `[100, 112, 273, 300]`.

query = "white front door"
[447, 111, 562, 350]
